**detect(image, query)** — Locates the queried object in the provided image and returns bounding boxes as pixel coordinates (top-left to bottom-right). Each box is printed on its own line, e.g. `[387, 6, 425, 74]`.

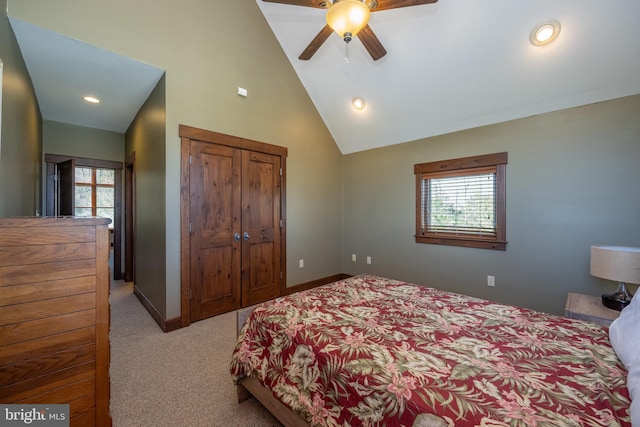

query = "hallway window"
[75, 167, 115, 228]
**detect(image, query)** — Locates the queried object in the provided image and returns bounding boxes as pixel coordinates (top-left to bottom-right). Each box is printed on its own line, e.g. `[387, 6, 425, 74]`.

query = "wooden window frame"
[414, 152, 508, 250]
[45, 154, 123, 281]
[75, 167, 115, 219]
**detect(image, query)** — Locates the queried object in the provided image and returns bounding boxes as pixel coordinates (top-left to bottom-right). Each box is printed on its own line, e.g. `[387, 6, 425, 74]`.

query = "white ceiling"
[257, 0, 640, 153]
[8, 1, 640, 153]
[9, 17, 164, 134]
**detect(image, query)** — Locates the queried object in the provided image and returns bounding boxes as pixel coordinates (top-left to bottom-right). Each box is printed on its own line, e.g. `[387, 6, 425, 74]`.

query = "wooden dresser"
[0, 217, 112, 426]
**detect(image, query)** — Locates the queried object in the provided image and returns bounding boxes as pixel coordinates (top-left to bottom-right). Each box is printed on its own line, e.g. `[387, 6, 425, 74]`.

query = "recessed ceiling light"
[352, 97, 366, 110]
[83, 96, 101, 104]
[530, 20, 561, 47]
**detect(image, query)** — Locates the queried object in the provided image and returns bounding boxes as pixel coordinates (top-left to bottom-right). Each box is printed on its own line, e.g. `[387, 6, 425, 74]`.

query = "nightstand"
[564, 292, 621, 326]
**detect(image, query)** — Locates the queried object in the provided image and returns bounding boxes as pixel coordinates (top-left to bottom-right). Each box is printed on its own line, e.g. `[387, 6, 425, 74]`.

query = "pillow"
[628, 353, 640, 426]
[609, 294, 640, 370]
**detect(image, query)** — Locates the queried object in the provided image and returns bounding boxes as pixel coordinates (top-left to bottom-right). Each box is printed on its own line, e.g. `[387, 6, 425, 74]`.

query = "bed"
[231, 274, 636, 426]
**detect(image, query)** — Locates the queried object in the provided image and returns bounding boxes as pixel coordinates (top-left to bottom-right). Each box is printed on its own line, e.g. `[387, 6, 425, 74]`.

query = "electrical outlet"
[367, 256, 372, 265]
[299, 259, 304, 268]
[487, 275, 495, 287]
[352, 254, 356, 262]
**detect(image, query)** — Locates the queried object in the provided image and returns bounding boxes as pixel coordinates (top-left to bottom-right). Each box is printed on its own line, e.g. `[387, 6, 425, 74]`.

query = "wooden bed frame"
[237, 376, 308, 427]
[235, 304, 309, 427]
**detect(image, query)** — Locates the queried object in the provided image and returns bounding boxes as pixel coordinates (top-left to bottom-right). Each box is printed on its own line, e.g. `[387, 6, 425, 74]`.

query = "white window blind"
[421, 166, 497, 237]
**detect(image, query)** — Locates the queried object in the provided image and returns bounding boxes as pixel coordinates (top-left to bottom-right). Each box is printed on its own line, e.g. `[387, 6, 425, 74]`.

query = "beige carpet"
[109, 278, 281, 426]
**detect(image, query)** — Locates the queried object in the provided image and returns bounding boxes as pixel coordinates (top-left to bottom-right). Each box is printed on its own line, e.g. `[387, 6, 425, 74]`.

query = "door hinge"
[280, 271, 283, 279]
[280, 219, 283, 228]
[189, 222, 192, 233]
[189, 154, 192, 165]
[189, 288, 192, 300]
[279, 168, 282, 176]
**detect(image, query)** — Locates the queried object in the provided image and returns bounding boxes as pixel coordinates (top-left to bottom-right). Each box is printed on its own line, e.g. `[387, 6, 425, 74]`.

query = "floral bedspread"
[230, 275, 631, 427]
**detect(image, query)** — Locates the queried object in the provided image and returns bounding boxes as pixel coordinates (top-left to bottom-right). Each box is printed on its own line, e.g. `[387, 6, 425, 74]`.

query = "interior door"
[190, 141, 242, 321]
[57, 159, 75, 216]
[241, 150, 282, 306]
[180, 126, 288, 326]
[189, 141, 283, 321]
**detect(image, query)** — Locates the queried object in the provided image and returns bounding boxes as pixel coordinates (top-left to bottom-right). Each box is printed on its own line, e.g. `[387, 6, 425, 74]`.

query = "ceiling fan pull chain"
[345, 42, 350, 64]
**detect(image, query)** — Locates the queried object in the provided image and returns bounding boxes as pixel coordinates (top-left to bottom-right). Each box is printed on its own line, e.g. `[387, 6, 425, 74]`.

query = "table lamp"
[590, 245, 640, 311]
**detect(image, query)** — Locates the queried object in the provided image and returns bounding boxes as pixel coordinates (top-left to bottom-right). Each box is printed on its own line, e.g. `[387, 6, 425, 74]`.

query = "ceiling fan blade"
[299, 25, 334, 60]
[262, 0, 329, 9]
[358, 25, 387, 61]
[372, 0, 438, 12]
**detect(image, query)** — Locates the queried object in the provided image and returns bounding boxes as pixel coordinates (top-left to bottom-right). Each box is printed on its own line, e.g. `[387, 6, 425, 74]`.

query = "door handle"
[233, 233, 241, 242]
[243, 232, 250, 241]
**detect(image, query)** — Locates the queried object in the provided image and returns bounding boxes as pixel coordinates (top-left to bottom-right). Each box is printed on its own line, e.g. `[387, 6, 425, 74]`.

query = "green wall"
[7, 1, 639, 319]
[8, 0, 344, 320]
[342, 95, 640, 315]
[0, 0, 41, 217]
[125, 74, 167, 318]
[43, 120, 124, 161]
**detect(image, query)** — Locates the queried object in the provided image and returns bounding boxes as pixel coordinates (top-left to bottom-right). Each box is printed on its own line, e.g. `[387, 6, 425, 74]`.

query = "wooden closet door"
[181, 125, 287, 324]
[241, 150, 282, 307]
[189, 141, 242, 321]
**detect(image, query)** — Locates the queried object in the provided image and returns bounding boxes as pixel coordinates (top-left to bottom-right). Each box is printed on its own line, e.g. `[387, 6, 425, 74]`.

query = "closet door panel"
[190, 142, 242, 321]
[241, 151, 282, 307]
[200, 246, 234, 300]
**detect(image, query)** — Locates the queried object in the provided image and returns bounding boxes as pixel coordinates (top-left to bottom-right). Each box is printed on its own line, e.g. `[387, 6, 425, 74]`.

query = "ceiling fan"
[263, 0, 438, 61]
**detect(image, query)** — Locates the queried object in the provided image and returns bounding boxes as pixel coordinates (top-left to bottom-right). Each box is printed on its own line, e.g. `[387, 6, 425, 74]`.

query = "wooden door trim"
[279, 156, 287, 299]
[124, 152, 136, 283]
[179, 125, 288, 157]
[44, 154, 124, 280]
[180, 136, 191, 328]
[179, 125, 287, 328]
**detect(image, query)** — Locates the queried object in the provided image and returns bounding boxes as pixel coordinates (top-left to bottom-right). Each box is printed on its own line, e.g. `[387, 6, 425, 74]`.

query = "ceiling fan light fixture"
[530, 20, 561, 46]
[326, 0, 371, 42]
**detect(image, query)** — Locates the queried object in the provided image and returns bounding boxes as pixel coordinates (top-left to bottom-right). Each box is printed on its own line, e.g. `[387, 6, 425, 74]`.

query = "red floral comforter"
[230, 275, 631, 426]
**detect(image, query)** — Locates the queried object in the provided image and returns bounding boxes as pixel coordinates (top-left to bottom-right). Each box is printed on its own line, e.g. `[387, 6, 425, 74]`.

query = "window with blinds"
[415, 152, 507, 250]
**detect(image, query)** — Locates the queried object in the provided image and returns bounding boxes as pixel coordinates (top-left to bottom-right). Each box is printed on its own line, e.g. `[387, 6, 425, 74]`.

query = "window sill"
[415, 235, 507, 251]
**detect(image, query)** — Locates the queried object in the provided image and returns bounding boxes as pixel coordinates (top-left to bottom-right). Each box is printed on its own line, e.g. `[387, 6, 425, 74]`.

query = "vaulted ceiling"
[9, 0, 640, 154]
[258, 0, 640, 153]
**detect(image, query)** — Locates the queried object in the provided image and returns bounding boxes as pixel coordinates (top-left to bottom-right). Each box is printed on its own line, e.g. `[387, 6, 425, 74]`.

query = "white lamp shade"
[590, 246, 640, 284]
